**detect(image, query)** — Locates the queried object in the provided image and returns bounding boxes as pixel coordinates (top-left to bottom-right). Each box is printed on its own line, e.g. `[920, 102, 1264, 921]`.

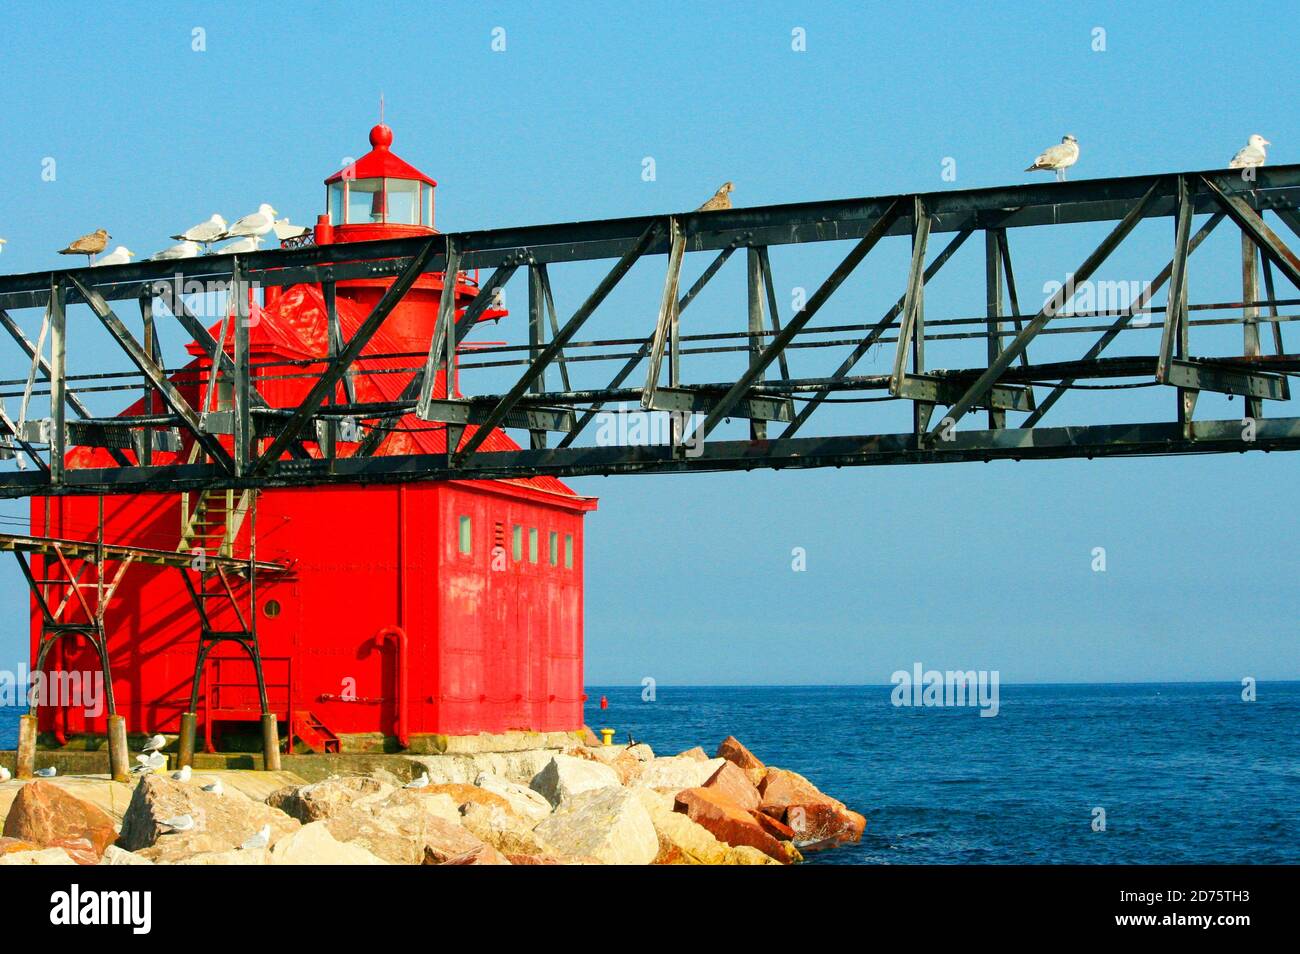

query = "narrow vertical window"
[564, 533, 574, 569]
[458, 515, 472, 554]
[512, 524, 523, 561]
[528, 527, 539, 564]
[548, 531, 558, 566]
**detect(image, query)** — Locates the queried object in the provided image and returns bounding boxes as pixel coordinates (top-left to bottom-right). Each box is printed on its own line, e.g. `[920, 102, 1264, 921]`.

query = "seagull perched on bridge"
[1229, 134, 1270, 170]
[57, 228, 110, 264]
[1026, 135, 1079, 182]
[215, 235, 264, 255]
[272, 218, 310, 241]
[149, 240, 201, 261]
[172, 214, 228, 252]
[696, 182, 734, 212]
[93, 246, 135, 267]
[221, 203, 278, 240]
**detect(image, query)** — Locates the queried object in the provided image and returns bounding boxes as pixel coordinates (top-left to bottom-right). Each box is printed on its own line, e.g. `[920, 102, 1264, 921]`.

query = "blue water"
[584, 682, 1300, 864]
[5, 682, 1296, 863]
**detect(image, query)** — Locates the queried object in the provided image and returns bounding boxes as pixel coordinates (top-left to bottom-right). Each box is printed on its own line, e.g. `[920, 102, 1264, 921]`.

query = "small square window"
[512, 525, 523, 561]
[458, 515, 472, 555]
[548, 531, 558, 566]
[564, 533, 574, 569]
[528, 527, 539, 564]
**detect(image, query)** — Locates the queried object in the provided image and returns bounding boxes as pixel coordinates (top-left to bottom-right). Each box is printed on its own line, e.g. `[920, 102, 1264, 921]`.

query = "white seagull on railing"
[1229, 134, 1270, 170]
[272, 218, 310, 240]
[1026, 135, 1080, 182]
[222, 204, 278, 240]
[215, 235, 264, 255]
[172, 214, 229, 250]
[149, 240, 201, 261]
[93, 246, 135, 267]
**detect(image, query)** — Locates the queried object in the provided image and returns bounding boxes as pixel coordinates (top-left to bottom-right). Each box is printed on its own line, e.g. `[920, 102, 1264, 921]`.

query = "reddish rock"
[504, 853, 563, 865]
[673, 787, 791, 864]
[715, 736, 765, 772]
[49, 836, 99, 866]
[750, 810, 795, 841]
[1, 781, 117, 858]
[440, 842, 510, 865]
[703, 760, 761, 812]
[760, 768, 866, 846]
[578, 725, 601, 747]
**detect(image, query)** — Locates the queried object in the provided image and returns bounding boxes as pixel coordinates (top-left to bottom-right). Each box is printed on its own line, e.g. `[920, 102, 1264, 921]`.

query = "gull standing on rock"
[58, 228, 110, 264]
[404, 771, 430, 789]
[35, 766, 57, 777]
[201, 778, 223, 795]
[93, 246, 135, 267]
[133, 752, 166, 774]
[0, 766, 11, 781]
[171, 765, 192, 782]
[1025, 135, 1080, 182]
[1229, 134, 1270, 170]
[159, 814, 194, 832]
[172, 214, 229, 251]
[240, 824, 271, 850]
[696, 182, 734, 212]
[222, 204, 278, 240]
[149, 240, 201, 261]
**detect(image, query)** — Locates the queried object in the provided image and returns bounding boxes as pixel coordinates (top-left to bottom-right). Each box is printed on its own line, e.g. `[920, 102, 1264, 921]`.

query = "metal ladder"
[179, 488, 252, 559]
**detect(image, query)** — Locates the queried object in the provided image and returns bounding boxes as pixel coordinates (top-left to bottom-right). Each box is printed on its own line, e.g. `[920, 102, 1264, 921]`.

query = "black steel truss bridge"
[1, 165, 1299, 498]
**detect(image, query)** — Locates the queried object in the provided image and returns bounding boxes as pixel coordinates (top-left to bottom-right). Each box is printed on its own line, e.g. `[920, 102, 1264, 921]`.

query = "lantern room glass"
[328, 177, 431, 226]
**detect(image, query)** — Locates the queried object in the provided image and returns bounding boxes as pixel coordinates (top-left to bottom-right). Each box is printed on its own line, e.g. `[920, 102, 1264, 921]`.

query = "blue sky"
[0, 1, 1296, 684]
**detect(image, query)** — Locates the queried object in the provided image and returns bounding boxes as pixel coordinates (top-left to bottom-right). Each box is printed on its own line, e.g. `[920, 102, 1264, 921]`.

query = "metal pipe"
[374, 626, 409, 749]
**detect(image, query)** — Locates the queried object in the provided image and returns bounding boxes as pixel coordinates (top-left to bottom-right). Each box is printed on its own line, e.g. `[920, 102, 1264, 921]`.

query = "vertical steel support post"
[49, 277, 66, 484]
[528, 265, 547, 449]
[747, 247, 767, 440]
[231, 259, 253, 474]
[985, 230, 1006, 429]
[1241, 232, 1263, 419]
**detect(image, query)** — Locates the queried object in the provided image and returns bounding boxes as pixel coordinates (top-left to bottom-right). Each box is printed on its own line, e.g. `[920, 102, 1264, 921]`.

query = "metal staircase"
[179, 488, 252, 559]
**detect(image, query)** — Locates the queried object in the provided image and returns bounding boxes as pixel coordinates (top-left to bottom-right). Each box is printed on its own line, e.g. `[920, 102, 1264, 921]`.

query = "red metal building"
[29, 125, 597, 751]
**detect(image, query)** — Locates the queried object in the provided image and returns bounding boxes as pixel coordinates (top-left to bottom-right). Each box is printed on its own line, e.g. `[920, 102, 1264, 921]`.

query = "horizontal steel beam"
[1163, 359, 1290, 401]
[416, 399, 576, 433]
[3, 166, 1298, 309]
[643, 386, 794, 422]
[3, 415, 1296, 497]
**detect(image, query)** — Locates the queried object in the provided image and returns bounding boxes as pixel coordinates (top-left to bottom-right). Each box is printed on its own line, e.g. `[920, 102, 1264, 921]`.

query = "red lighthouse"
[28, 125, 597, 759]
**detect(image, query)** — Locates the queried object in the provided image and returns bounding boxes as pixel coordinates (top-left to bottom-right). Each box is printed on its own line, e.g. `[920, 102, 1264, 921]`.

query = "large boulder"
[703, 760, 761, 812]
[270, 821, 389, 865]
[758, 768, 865, 847]
[118, 774, 299, 863]
[440, 843, 511, 865]
[635, 756, 727, 793]
[631, 788, 778, 866]
[312, 788, 481, 864]
[474, 773, 552, 823]
[2, 781, 118, 859]
[674, 787, 798, 864]
[265, 775, 392, 822]
[533, 787, 659, 865]
[460, 803, 553, 857]
[677, 746, 709, 762]
[716, 736, 766, 784]
[424, 783, 513, 816]
[408, 749, 559, 787]
[530, 755, 621, 808]
[98, 845, 154, 865]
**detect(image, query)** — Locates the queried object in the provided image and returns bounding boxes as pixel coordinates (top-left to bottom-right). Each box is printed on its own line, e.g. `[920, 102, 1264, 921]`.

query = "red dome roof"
[324, 124, 437, 187]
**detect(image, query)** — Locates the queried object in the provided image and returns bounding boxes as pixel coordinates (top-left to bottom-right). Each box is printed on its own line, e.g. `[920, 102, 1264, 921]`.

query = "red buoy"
[600, 695, 608, 710]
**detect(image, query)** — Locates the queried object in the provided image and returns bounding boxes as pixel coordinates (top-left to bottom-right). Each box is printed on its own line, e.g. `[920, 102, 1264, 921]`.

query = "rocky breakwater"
[0, 734, 863, 865]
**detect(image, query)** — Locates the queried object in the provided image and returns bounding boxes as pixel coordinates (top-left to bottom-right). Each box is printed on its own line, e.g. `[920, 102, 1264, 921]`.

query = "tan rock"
[271, 821, 389, 865]
[1, 780, 117, 858]
[474, 772, 552, 823]
[266, 775, 393, 822]
[0, 835, 41, 855]
[530, 754, 621, 808]
[318, 789, 481, 865]
[173, 848, 270, 865]
[533, 787, 658, 865]
[460, 802, 553, 857]
[0, 846, 76, 865]
[636, 756, 727, 793]
[677, 746, 709, 761]
[440, 843, 510, 865]
[424, 782, 512, 815]
[98, 845, 154, 865]
[119, 774, 299, 863]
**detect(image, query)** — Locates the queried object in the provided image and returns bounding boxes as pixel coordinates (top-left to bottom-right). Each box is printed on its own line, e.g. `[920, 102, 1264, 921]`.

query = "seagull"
[172, 214, 229, 250]
[34, 766, 57, 777]
[1026, 135, 1080, 182]
[0, 766, 11, 781]
[149, 240, 201, 261]
[222, 204, 278, 240]
[171, 765, 192, 782]
[93, 246, 135, 268]
[240, 824, 271, 850]
[141, 734, 167, 754]
[272, 218, 310, 241]
[215, 235, 264, 255]
[0, 238, 7, 254]
[57, 228, 110, 265]
[696, 182, 734, 212]
[133, 752, 166, 774]
[159, 814, 194, 832]
[200, 778, 223, 796]
[404, 771, 430, 789]
[1229, 134, 1271, 170]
